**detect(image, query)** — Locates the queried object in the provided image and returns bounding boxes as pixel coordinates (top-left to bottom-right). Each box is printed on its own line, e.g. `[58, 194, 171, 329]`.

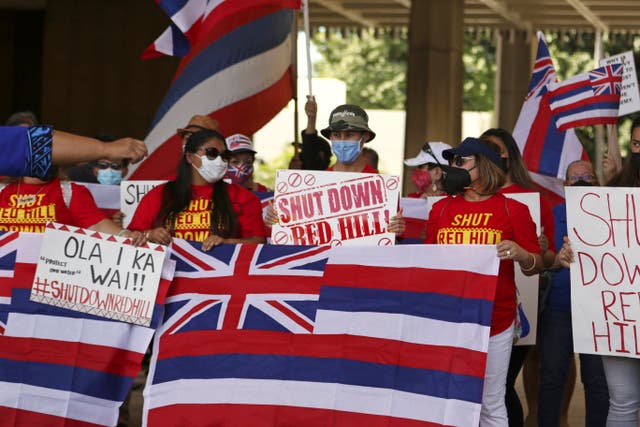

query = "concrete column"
[494, 30, 533, 131]
[403, 0, 463, 195]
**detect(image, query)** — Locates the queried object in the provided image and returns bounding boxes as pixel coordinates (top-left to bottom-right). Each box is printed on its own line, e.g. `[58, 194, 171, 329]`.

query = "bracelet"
[117, 229, 128, 237]
[520, 252, 537, 273]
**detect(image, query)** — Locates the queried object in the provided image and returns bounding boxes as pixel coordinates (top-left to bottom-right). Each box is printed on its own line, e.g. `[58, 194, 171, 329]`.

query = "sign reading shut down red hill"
[271, 170, 400, 246]
[567, 186, 640, 358]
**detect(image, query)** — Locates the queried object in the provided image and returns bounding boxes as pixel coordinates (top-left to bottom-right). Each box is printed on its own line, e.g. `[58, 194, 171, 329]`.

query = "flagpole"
[594, 30, 606, 182]
[303, 0, 313, 96]
[292, 10, 300, 159]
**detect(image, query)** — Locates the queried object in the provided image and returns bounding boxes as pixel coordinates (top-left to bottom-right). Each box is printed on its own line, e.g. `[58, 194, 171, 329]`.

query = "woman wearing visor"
[424, 137, 544, 427]
[129, 129, 266, 251]
[404, 141, 452, 198]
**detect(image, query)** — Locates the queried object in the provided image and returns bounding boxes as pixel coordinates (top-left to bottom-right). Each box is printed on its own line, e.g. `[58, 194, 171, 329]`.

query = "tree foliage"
[462, 31, 496, 111]
[312, 29, 496, 112]
[312, 28, 408, 110]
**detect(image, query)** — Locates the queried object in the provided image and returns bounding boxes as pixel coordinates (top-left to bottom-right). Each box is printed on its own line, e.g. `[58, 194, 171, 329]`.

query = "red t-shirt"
[128, 182, 266, 242]
[425, 193, 540, 335]
[0, 178, 106, 233]
[499, 183, 556, 252]
[327, 163, 379, 173]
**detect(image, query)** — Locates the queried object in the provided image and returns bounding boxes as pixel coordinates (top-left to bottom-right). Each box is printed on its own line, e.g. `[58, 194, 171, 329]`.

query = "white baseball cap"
[404, 142, 452, 167]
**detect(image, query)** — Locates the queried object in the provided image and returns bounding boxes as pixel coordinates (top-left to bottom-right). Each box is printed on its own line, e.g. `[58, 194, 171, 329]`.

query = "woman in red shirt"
[129, 129, 267, 251]
[425, 137, 544, 426]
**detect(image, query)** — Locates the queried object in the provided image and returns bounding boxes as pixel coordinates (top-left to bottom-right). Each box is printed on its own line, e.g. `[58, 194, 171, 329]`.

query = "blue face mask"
[97, 168, 123, 185]
[332, 140, 362, 164]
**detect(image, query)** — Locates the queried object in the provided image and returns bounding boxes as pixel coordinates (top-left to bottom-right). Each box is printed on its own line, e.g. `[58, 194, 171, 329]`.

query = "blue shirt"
[0, 126, 52, 178]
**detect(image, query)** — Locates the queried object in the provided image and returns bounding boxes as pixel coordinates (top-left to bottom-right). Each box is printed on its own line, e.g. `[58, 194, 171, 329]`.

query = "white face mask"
[193, 155, 227, 183]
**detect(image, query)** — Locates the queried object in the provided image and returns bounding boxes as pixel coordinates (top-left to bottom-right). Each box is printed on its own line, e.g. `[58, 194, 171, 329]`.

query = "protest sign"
[601, 51, 640, 116]
[120, 180, 166, 228]
[567, 186, 640, 357]
[271, 170, 400, 246]
[30, 222, 168, 326]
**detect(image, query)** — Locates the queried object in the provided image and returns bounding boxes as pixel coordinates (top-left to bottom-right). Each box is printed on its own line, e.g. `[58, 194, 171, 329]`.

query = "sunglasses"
[568, 174, 596, 183]
[96, 161, 125, 170]
[450, 155, 474, 167]
[198, 147, 231, 161]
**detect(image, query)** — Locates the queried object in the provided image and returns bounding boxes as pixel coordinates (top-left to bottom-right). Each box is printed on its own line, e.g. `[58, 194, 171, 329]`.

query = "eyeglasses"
[450, 156, 474, 167]
[96, 161, 125, 170]
[198, 147, 231, 161]
[567, 174, 596, 183]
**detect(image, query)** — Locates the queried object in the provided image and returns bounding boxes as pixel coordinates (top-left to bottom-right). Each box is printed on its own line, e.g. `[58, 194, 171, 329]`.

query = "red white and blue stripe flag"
[0, 232, 175, 427]
[143, 241, 499, 426]
[548, 63, 623, 131]
[131, 0, 301, 179]
[512, 31, 587, 202]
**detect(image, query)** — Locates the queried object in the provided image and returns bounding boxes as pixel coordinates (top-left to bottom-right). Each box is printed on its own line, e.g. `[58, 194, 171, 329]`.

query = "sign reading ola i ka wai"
[271, 170, 400, 246]
[30, 222, 169, 326]
[567, 186, 640, 358]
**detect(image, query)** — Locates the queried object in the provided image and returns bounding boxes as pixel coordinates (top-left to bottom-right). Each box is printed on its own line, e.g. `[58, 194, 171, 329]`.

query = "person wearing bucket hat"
[425, 136, 544, 426]
[224, 133, 269, 192]
[404, 141, 452, 198]
[320, 104, 378, 173]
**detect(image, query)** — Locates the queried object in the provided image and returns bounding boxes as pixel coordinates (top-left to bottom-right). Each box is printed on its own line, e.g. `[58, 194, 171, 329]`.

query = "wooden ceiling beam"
[564, 0, 608, 32]
[476, 0, 532, 31]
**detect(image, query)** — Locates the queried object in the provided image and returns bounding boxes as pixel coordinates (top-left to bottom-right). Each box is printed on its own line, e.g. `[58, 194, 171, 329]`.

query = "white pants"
[480, 324, 514, 427]
[602, 355, 640, 426]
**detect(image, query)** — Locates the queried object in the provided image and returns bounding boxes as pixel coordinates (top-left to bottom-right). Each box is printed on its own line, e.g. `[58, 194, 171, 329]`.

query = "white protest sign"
[567, 186, 640, 357]
[601, 51, 640, 116]
[120, 180, 166, 228]
[406, 192, 541, 345]
[272, 170, 400, 246]
[30, 222, 168, 326]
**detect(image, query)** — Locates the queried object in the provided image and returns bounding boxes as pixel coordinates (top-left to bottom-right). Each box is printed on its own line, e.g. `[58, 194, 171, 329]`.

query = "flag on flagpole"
[548, 63, 623, 131]
[130, 0, 302, 180]
[512, 31, 588, 201]
[143, 240, 499, 427]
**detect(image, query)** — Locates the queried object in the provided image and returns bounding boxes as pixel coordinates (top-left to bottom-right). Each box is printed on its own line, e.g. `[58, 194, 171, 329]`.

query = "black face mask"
[441, 165, 472, 195]
[570, 180, 594, 187]
[632, 152, 640, 169]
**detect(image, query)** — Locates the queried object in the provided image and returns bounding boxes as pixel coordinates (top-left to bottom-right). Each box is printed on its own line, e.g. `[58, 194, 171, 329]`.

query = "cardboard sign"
[120, 180, 166, 228]
[271, 170, 400, 246]
[567, 186, 640, 357]
[601, 51, 640, 116]
[30, 222, 168, 326]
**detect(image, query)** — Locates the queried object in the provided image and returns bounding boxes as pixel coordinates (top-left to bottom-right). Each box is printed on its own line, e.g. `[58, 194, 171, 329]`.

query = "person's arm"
[0, 126, 147, 179]
[52, 130, 147, 165]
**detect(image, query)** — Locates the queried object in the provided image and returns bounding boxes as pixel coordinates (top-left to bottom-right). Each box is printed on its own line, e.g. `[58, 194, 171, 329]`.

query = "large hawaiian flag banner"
[143, 240, 499, 426]
[131, 0, 301, 179]
[0, 231, 176, 427]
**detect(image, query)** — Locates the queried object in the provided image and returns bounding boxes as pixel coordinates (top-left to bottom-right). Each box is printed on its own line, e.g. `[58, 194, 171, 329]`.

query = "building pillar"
[403, 0, 463, 195]
[494, 30, 533, 131]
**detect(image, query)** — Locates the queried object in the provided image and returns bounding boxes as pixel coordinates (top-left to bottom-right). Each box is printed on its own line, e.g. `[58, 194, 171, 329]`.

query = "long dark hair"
[607, 117, 640, 187]
[155, 129, 238, 238]
[480, 128, 534, 189]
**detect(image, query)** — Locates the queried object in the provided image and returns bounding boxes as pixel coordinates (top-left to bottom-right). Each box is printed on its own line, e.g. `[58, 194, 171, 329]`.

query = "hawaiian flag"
[548, 63, 623, 131]
[0, 231, 175, 427]
[143, 241, 499, 426]
[512, 31, 587, 202]
[130, 0, 302, 179]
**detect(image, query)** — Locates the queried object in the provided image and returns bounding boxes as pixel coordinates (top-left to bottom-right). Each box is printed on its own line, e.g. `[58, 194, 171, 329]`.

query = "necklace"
[15, 180, 50, 207]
